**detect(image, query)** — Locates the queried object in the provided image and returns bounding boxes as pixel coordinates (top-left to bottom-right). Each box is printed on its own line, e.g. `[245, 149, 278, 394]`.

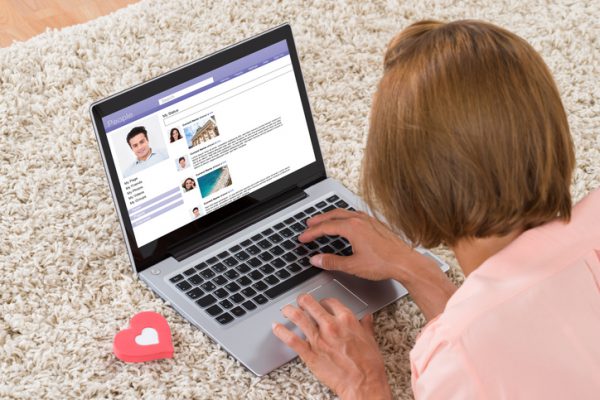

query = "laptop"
[90, 24, 448, 376]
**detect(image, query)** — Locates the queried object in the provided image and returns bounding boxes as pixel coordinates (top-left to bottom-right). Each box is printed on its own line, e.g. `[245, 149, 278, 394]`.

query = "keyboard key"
[247, 245, 261, 255]
[206, 257, 219, 264]
[261, 228, 274, 236]
[231, 307, 246, 317]
[213, 275, 227, 286]
[183, 267, 196, 276]
[225, 282, 241, 292]
[281, 240, 295, 250]
[298, 257, 311, 267]
[189, 274, 203, 285]
[214, 311, 236, 328]
[170, 274, 184, 283]
[237, 276, 252, 286]
[230, 293, 244, 304]
[248, 257, 262, 267]
[249, 270, 264, 281]
[265, 267, 322, 299]
[283, 255, 298, 265]
[235, 251, 250, 261]
[341, 247, 354, 256]
[253, 294, 268, 305]
[200, 269, 216, 279]
[240, 239, 252, 247]
[216, 313, 234, 325]
[259, 265, 274, 274]
[212, 263, 227, 273]
[195, 262, 208, 271]
[217, 251, 229, 259]
[224, 257, 238, 267]
[272, 258, 286, 268]
[214, 288, 228, 299]
[274, 222, 285, 230]
[235, 264, 251, 274]
[303, 206, 316, 214]
[315, 201, 327, 208]
[196, 294, 216, 307]
[186, 287, 204, 299]
[331, 239, 346, 250]
[335, 200, 349, 208]
[242, 301, 257, 311]
[305, 241, 319, 250]
[251, 234, 263, 241]
[257, 239, 272, 249]
[323, 205, 336, 212]
[291, 223, 305, 232]
[316, 236, 329, 245]
[294, 212, 305, 219]
[176, 281, 192, 291]
[326, 195, 340, 203]
[321, 245, 335, 253]
[252, 281, 268, 291]
[268, 233, 283, 243]
[224, 270, 239, 280]
[280, 228, 294, 238]
[241, 287, 257, 297]
[293, 247, 308, 256]
[264, 275, 280, 285]
[287, 263, 301, 273]
[206, 304, 223, 316]
[220, 299, 233, 309]
[275, 270, 291, 279]
[229, 245, 241, 253]
[259, 252, 274, 261]
[270, 245, 284, 256]
[284, 217, 295, 225]
[201, 282, 216, 291]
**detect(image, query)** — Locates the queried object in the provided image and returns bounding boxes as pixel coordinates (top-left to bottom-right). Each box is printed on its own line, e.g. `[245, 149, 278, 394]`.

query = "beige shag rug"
[1, 0, 598, 398]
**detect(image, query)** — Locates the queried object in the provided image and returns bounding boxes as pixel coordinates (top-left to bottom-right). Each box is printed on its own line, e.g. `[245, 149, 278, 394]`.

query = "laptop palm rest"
[279, 279, 368, 335]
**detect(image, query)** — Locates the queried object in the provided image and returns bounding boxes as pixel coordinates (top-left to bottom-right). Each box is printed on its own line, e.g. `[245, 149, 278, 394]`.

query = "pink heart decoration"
[113, 311, 174, 362]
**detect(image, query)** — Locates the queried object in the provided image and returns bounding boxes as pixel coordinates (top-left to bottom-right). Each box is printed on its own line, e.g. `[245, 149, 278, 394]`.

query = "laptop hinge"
[169, 187, 308, 261]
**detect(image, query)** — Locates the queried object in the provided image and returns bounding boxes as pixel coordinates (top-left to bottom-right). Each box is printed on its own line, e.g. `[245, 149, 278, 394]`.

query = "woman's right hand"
[298, 209, 433, 282]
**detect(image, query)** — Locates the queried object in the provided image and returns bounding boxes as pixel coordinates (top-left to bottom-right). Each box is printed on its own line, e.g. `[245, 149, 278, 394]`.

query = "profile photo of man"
[177, 156, 188, 171]
[123, 126, 168, 178]
[192, 207, 200, 218]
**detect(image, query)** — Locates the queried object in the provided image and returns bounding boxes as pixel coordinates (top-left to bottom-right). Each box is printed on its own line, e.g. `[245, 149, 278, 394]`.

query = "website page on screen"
[102, 41, 316, 247]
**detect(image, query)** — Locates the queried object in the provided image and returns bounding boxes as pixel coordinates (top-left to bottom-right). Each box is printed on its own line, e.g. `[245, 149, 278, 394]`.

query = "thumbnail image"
[169, 127, 184, 143]
[181, 177, 197, 192]
[198, 166, 232, 197]
[191, 207, 201, 219]
[183, 115, 220, 149]
[176, 155, 189, 171]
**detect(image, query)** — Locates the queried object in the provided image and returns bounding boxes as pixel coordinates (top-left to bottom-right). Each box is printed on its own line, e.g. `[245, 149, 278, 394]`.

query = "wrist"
[339, 376, 392, 400]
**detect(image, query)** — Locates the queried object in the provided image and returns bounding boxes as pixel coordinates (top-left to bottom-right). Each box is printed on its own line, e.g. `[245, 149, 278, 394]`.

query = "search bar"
[158, 77, 214, 105]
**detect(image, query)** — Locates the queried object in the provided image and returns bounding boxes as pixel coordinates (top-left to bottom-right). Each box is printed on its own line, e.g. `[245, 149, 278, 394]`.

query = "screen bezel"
[90, 24, 326, 273]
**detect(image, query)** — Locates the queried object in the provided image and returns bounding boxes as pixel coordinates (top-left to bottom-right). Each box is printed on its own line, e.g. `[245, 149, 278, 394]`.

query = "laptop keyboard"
[168, 194, 354, 325]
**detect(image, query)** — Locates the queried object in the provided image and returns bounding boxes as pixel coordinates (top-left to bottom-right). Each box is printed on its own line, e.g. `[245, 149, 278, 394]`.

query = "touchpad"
[284, 279, 368, 315]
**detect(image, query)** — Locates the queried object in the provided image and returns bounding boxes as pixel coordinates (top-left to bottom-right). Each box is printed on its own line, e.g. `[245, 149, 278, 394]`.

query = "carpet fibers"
[1, 0, 598, 398]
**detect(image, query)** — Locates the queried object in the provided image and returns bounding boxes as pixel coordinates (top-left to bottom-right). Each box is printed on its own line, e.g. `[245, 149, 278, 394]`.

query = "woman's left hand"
[272, 294, 392, 400]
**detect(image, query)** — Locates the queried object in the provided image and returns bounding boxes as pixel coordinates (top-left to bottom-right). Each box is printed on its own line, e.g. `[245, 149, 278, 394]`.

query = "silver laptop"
[90, 24, 448, 376]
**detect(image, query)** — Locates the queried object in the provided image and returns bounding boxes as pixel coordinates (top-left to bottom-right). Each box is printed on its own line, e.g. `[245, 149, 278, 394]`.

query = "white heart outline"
[134, 327, 159, 346]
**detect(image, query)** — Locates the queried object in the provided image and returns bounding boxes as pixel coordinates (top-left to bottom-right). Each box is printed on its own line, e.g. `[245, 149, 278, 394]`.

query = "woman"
[182, 177, 195, 192]
[170, 127, 182, 143]
[272, 20, 600, 399]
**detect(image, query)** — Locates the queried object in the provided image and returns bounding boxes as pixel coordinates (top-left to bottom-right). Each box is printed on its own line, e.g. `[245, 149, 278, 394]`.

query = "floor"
[0, 0, 139, 47]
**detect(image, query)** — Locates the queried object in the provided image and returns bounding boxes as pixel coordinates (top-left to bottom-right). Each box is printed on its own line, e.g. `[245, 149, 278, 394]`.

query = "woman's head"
[362, 20, 575, 248]
[170, 128, 182, 142]
[182, 178, 195, 191]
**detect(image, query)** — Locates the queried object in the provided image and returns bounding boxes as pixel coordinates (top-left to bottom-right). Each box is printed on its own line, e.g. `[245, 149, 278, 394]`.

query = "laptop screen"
[99, 39, 317, 248]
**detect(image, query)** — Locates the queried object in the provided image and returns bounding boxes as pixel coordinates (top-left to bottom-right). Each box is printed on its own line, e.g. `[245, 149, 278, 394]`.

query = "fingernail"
[310, 254, 322, 267]
[272, 322, 278, 330]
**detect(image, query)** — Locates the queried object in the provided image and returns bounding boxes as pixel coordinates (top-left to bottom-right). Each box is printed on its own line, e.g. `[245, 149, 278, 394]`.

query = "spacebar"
[265, 267, 322, 299]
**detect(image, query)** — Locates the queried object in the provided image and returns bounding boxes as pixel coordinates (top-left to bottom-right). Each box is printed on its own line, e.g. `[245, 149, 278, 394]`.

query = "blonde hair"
[361, 20, 575, 248]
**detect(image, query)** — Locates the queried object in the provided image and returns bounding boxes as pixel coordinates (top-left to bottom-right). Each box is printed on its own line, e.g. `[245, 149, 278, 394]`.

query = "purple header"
[102, 40, 289, 133]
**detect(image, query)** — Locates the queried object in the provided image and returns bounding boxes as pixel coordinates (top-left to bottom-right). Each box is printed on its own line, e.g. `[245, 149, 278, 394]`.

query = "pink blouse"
[410, 189, 600, 399]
